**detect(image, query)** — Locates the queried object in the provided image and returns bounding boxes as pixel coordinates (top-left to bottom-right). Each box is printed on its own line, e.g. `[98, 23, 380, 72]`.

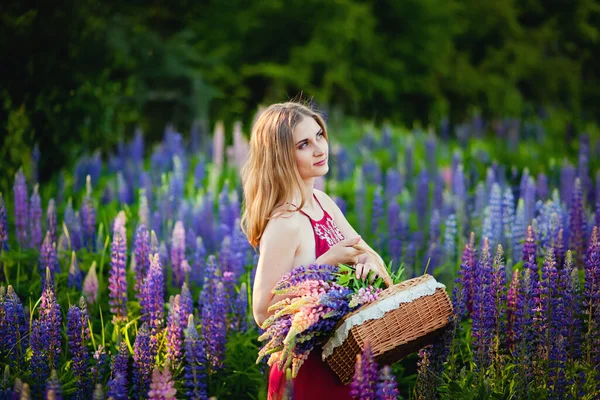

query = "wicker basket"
[322, 274, 453, 385]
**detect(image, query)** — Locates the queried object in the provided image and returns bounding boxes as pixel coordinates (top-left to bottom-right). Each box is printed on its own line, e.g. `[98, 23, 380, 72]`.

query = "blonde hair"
[240, 101, 329, 248]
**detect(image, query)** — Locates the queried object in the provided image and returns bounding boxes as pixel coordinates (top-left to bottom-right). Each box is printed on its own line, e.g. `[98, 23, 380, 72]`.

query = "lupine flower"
[584, 226, 600, 365]
[107, 372, 127, 400]
[148, 362, 177, 400]
[348, 286, 382, 308]
[513, 198, 526, 261]
[39, 272, 62, 370]
[29, 184, 43, 249]
[569, 178, 587, 266]
[376, 365, 399, 400]
[138, 188, 151, 230]
[415, 346, 437, 400]
[443, 214, 457, 262]
[133, 323, 155, 399]
[202, 281, 227, 372]
[0, 193, 8, 251]
[67, 298, 91, 398]
[522, 225, 537, 264]
[537, 172, 548, 201]
[45, 369, 62, 399]
[471, 238, 494, 369]
[140, 254, 164, 335]
[109, 231, 128, 324]
[452, 232, 476, 318]
[13, 169, 29, 248]
[90, 345, 108, 387]
[387, 201, 402, 267]
[1, 285, 27, 366]
[180, 282, 194, 327]
[39, 231, 60, 286]
[134, 224, 151, 296]
[562, 251, 583, 361]
[489, 183, 503, 247]
[171, 221, 186, 287]
[165, 294, 183, 365]
[184, 315, 207, 399]
[30, 320, 50, 395]
[502, 188, 515, 256]
[68, 251, 82, 290]
[371, 186, 384, 242]
[83, 261, 99, 305]
[491, 245, 507, 362]
[350, 342, 379, 400]
[112, 341, 129, 388]
[81, 176, 97, 251]
[232, 283, 249, 333]
[191, 236, 206, 287]
[506, 268, 520, 352]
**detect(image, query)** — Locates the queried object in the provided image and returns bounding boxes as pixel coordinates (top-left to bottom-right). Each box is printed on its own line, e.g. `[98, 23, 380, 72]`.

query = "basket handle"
[353, 243, 394, 288]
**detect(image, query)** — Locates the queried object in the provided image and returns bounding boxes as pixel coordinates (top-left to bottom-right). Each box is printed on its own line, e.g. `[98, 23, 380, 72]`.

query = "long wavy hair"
[240, 101, 328, 248]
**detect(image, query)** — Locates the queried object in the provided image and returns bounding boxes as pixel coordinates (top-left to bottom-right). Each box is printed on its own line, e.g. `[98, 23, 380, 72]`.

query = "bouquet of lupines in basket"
[256, 262, 403, 378]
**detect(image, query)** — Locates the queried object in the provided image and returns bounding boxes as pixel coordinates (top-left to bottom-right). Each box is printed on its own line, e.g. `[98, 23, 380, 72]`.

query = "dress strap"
[312, 193, 327, 214]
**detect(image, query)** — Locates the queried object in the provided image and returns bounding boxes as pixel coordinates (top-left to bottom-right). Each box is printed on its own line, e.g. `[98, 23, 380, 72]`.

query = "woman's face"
[293, 116, 329, 180]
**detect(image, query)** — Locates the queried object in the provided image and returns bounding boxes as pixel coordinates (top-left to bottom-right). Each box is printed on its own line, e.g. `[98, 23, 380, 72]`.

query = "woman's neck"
[289, 177, 316, 208]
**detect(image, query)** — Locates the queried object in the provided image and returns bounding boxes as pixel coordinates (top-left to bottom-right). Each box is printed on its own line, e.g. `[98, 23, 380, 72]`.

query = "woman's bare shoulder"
[261, 207, 302, 244]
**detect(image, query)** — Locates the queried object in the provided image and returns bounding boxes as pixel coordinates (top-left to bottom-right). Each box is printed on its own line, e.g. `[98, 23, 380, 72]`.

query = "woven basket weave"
[323, 274, 453, 385]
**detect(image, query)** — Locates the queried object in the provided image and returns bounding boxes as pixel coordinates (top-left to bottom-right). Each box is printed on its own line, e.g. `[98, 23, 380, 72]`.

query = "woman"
[241, 101, 390, 400]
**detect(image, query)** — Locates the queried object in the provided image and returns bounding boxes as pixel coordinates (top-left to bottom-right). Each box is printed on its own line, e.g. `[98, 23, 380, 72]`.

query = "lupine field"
[0, 115, 599, 400]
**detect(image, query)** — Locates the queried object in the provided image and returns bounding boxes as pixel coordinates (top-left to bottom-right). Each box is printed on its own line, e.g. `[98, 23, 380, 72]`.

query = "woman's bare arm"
[252, 215, 301, 327]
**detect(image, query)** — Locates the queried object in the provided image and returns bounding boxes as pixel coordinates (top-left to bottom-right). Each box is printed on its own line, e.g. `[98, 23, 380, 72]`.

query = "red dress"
[268, 193, 353, 400]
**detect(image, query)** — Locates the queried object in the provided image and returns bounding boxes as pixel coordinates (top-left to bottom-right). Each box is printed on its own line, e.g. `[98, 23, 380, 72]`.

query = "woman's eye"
[299, 143, 307, 149]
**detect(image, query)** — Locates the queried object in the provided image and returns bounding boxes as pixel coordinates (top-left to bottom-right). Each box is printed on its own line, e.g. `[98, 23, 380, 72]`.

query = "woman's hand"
[316, 236, 365, 266]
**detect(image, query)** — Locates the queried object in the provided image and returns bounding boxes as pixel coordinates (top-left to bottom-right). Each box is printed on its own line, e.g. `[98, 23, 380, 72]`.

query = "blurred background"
[1, 0, 599, 193]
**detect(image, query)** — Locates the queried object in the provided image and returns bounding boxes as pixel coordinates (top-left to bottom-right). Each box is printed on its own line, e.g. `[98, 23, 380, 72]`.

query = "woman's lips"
[314, 158, 327, 166]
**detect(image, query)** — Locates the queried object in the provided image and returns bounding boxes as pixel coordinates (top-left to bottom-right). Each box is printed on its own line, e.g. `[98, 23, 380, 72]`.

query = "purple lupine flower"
[80, 176, 97, 252]
[232, 282, 248, 333]
[522, 225, 537, 264]
[491, 244, 507, 361]
[385, 169, 403, 203]
[39, 231, 59, 286]
[0, 194, 8, 251]
[415, 346, 436, 400]
[506, 268, 520, 352]
[371, 186, 384, 242]
[524, 177, 537, 226]
[13, 169, 29, 248]
[513, 199, 526, 261]
[569, 178, 587, 266]
[474, 182, 486, 218]
[198, 255, 218, 314]
[133, 323, 155, 399]
[45, 369, 62, 399]
[584, 226, 600, 366]
[67, 300, 91, 399]
[29, 184, 43, 249]
[138, 188, 151, 231]
[107, 372, 127, 400]
[148, 363, 177, 400]
[350, 342, 379, 399]
[489, 183, 503, 247]
[376, 365, 399, 400]
[502, 188, 515, 256]
[471, 238, 494, 369]
[547, 253, 568, 398]
[219, 235, 234, 274]
[452, 232, 476, 318]
[202, 281, 227, 372]
[560, 251, 583, 362]
[184, 315, 207, 399]
[443, 214, 457, 263]
[134, 225, 151, 296]
[108, 231, 128, 324]
[39, 274, 62, 370]
[140, 253, 164, 335]
[191, 236, 206, 287]
[1, 285, 27, 366]
[68, 251, 83, 290]
[30, 320, 50, 395]
[165, 294, 183, 365]
[170, 221, 186, 287]
[180, 283, 194, 327]
[112, 341, 129, 392]
[91, 345, 108, 388]
[83, 261, 99, 305]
